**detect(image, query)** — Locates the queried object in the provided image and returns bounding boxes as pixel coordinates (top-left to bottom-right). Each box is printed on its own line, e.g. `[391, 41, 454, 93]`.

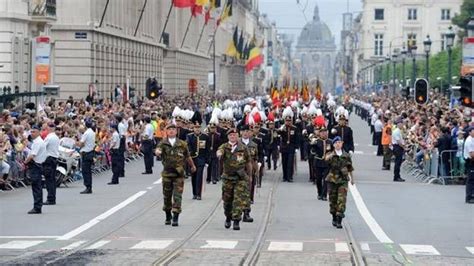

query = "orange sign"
[36, 65, 50, 84]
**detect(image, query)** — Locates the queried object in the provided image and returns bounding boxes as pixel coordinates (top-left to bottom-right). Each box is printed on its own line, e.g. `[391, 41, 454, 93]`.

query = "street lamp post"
[423, 35, 432, 81]
[392, 50, 398, 95]
[401, 44, 407, 87]
[446, 26, 456, 96]
[385, 54, 390, 85]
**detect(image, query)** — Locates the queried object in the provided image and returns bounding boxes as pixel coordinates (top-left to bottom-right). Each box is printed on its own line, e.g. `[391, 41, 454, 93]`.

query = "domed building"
[295, 4, 336, 91]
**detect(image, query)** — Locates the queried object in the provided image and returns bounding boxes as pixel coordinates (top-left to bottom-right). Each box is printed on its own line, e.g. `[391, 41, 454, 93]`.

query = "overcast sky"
[259, 0, 362, 48]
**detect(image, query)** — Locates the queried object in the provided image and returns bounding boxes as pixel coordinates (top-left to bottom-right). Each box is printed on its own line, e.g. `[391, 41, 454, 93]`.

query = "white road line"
[153, 178, 162, 185]
[360, 242, 370, 252]
[146, 186, 153, 190]
[354, 151, 364, 155]
[57, 191, 147, 240]
[400, 244, 440, 256]
[200, 240, 238, 249]
[85, 240, 111, 249]
[131, 240, 173, 250]
[466, 247, 474, 255]
[0, 240, 45, 249]
[335, 242, 350, 252]
[61, 241, 87, 250]
[267, 241, 303, 251]
[349, 184, 394, 244]
[0, 236, 58, 239]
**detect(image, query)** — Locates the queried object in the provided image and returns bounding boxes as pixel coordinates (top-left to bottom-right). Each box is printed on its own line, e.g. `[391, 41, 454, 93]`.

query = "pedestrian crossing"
[0, 238, 472, 257]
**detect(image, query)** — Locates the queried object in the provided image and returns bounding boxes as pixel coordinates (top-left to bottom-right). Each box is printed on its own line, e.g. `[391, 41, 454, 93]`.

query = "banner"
[35, 36, 51, 84]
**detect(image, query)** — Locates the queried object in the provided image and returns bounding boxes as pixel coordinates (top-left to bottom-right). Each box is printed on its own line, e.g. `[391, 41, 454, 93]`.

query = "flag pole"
[181, 13, 194, 48]
[159, 0, 174, 43]
[207, 0, 228, 55]
[98, 0, 110, 28]
[134, 0, 148, 36]
[195, 20, 207, 52]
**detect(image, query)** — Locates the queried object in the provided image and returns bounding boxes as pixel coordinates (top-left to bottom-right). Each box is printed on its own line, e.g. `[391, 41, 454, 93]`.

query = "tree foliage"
[452, 0, 474, 31]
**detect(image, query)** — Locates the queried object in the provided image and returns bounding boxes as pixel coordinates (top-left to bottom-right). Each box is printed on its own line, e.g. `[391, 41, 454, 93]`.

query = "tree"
[452, 0, 474, 35]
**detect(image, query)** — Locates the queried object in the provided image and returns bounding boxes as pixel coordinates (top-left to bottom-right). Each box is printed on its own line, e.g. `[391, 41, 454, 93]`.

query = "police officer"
[311, 126, 332, 200]
[187, 122, 210, 200]
[156, 123, 196, 226]
[241, 125, 256, 222]
[117, 115, 127, 177]
[25, 125, 47, 214]
[331, 115, 354, 155]
[141, 116, 154, 175]
[206, 120, 221, 184]
[265, 120, 280, 170]
[108, 124, 121, 185]
[77, 119, 96, 194]
[217, 128, 252, 230]
[43, 122, 59, 205]
[278, 109, 299, 182]
[325, 137, 354, 229]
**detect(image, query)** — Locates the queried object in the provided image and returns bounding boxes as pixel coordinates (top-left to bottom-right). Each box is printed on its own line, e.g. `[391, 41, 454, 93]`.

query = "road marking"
[201, 240, 238, 249]
[400, 244, 440, 256]
[61, 241, 87, 250]
[85, 240, 111, 249]
[355, 143, 359, 147]
[335, 242, 350, 252]
[0, 240, 45, 249]
[349, 184, 394, 243]
[354, 151, 364, 155]
[466, 247, 474, 254]
[360, 242, 370, 252]
[0, 236, 58, 239]
[146, 186, 153, 190]
[153, 178, 162, 185]
[268, 241, 303, 251]
[57, 191, 147, 240]
[131, 240, 173, 250]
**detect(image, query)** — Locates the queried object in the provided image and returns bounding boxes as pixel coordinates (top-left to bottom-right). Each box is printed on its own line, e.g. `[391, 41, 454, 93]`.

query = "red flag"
[191, 4, 203, 16]
[173, 0, 194, 8]
[205, 9, 211, 24]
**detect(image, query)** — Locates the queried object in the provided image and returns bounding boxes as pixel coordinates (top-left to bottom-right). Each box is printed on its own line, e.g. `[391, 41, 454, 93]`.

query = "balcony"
[29, 0, 56, 21]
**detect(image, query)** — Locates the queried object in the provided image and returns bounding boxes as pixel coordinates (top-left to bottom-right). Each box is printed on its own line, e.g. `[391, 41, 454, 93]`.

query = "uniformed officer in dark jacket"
[206, 121, 221, 184]
[187, 122, 210, 200]
[303, 119, 315, 182]
[331, 115, 354, 154]
[264, 120, 280, 170]
[278, 109, 299, 182]
[141, 116, 154, 174]
[311, 126, 333, 200]
[251, 123, 265, 187]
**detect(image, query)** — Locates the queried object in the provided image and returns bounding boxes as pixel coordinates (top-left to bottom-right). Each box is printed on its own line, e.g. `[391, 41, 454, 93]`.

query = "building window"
[441, 9, 451, 20]
[441, 34, 448, 51]
[374, 9, 384, 20]
[407, 33, 417, 51]
[374, 34, 384, 56]
[408, 8, 417, 20]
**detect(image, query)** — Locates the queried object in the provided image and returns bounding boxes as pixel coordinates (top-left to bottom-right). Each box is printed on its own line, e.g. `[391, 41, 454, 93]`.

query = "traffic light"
[146, 78, 160, 99]
[401, 86, 410, 99]
[459, 75, 473, 107]
[414, 78, 429, 105]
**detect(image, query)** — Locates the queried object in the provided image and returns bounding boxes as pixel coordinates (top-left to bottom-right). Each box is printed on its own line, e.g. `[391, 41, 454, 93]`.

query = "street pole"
[392, 55, 397, 95]
[425, 52, 430, 81]
[412, 55, 416, 88]
[447, 47, 453, 95]
[213, 34, 216, 95]
[402, 57, 406, 87]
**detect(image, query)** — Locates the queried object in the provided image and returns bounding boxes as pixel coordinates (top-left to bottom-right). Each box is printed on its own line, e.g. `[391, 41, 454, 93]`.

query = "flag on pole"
[205, 9, 211, 24]
[245, 37, 264, 73]
[237, 29, 244, 59]
[301, 82, 310, 102]
[226, 26, 239, 57]
[211, 0, 221, 8]
[315, 79, 322, 101]
[217, 0, 232, 26]
[173, 0, 194, 8]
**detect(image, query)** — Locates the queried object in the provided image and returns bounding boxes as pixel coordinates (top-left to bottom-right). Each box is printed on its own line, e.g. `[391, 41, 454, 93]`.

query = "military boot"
[165, 211, 172, 225]
[332, 214, 337, 227]
[172, 212, 179, 227]
[233, 220, 240, 230]
[225, 217, 232, 229]
[336, 216, 343, 229]
[242, 210, 254, 223]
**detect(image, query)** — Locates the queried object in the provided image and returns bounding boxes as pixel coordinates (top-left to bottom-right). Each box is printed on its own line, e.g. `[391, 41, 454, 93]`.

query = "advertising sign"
[462, 37, 474, 76]
[35, 36, 51, 84]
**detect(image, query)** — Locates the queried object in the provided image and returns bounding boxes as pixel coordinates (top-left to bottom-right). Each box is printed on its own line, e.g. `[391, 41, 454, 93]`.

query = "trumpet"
[308, 133, 319, 145]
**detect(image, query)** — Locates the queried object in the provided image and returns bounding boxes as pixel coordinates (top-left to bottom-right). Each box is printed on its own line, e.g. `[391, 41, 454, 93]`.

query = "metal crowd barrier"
[402, 148, 466, 185]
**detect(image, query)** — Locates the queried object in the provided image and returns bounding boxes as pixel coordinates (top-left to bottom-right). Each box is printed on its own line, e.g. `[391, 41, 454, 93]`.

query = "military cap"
[193, 121, 201, 127]
[240, 125, 250, 131]
[319, 126, 328, 131]
[332, 136, 342, 144]
[285, 116, 293, 121]
[165, 122, 177, 129]
[227, 127, 238, 135]
[267, 120, 275, 124]
[338, 115, 347, 121]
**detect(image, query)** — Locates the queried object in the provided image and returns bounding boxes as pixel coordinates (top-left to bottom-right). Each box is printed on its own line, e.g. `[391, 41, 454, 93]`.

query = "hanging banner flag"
[35, 36, 51, 84]
[173, 0, 194, 8]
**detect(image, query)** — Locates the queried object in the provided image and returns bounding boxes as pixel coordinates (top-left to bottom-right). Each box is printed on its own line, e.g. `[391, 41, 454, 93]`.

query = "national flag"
[301, 82, 310, 103]
[191, 4, 203, 16]
[204, 9, 211, 24]
[226, 26, 239, 57]
[315, 79, 322, 101]
[211, 0, 221, 8]
[173, 0, 194, 8]
[217, 0, 232, 26]
[245, 37, 264, 73]
[196, 0, 209, 5]
[237, 29, 244, 59]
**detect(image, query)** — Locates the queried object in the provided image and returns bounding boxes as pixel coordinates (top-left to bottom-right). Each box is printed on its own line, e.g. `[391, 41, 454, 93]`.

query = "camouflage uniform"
[219, 142, 251, 221]
[243, 139, 258, 208]
[325, 151, 354, 218]
[158, 138, 191, 214]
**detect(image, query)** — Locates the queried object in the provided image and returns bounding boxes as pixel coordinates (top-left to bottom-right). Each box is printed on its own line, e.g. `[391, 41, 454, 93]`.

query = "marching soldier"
[264, 120, 280, 170]
[155, 123, 196, 227]
[206, 118, 221, 184]
[217, 128, 252, 230]
[308, 126, 320, 184]
[311, 126, 332, 200]
[141, 116, 154, 175]
[300, 113, 311, 161]
[304, 119, 316, 182]
[251, 123, 265, 188]
[240, 125, 256, 222]
[331, 115, 354, 155]
[108, 124, 121, 185]
[325, 137, 354, 229]
[278, 107, 299, 182]
[187, 122, 210, 200]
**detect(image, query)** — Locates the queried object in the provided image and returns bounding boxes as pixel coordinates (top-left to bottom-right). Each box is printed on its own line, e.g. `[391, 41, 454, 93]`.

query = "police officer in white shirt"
[463, 126, 474, 203]
[25, 125, 47, 214]
[76, 119, 96, 194]
[392, 119, 406, 182]
[141, 116, 155, 174]
[43, 122, 60, 205]
[109, 124, 121, 185]
[117, 115, 127, 177]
